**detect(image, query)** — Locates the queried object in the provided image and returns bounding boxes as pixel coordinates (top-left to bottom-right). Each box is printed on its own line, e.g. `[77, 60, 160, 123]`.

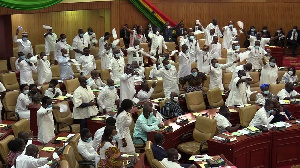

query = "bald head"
[25, 144, 39, 158]
[143, 101, 153, 119]
[107, 78, 114, 86]
[91, 70, 99, 79]
[18, 131, 29, 144]
[78, 76, 87, 87]
[167, 148, 179, 161]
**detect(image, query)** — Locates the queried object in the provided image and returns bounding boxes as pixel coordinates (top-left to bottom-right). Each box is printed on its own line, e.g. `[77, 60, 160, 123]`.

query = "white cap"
[196, 20, 200, 25]
[232, 41, 239, 44]
[43, 25, 52, 29]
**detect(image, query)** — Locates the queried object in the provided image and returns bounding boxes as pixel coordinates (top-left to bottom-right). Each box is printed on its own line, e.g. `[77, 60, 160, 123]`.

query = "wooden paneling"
[11, 9, 110, 50]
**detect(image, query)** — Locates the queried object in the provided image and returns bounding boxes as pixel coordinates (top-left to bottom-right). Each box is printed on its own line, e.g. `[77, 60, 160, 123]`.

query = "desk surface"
[194, 154, 235, 167]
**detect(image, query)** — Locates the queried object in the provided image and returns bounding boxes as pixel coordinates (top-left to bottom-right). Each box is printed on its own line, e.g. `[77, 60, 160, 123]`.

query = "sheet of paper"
[57, 103, 68, 113]
[247, 126, 259, 132]
[229, 109, 238, 113]
[42, 147, 56, 152]
[92, 89, 100, 92]
[132, 97, 140, 104]
[67, 134, 75, 138]
[56, 137, 68, 141]
[0, 124, 7, 127]
[91, 117, 105, 121]
[192, 113, 201, 116]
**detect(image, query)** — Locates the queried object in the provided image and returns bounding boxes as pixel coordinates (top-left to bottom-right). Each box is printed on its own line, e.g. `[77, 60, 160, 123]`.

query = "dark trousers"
[287, 39, 298, 56]
[80, 118, 87, 131]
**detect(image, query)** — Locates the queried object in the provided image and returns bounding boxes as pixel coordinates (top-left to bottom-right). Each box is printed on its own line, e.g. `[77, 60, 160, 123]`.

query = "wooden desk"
[29, 104, 41, 136]
[208, 121, 300, 168]
[39, 132, 69, 158]
[194, 154, 235, 168]
[283, 103, 300, 119]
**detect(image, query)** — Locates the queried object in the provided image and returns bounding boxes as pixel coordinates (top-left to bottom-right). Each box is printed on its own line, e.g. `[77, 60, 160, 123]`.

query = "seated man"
[87, 70, 106, 90]
[16, 144, 53, 168]
[133, 102, 162, 144]
[77, 128, 98, 161]
[214, 106, 240, 133]
[93, 117, 116, 150]
[136, 81, 156, 103]
[161, 148, 196, 168]
[271, 98, 293, 123]
[132, 61, 145, 81]
[18, 131, 30, 148]
[249, 99, 275, 127]
[44, 79, 62, 99]
[97, 78, 119, 113]
[277, 82, 300, 100]
[152, 133, 167, 161]
[161, 92, 184, 118]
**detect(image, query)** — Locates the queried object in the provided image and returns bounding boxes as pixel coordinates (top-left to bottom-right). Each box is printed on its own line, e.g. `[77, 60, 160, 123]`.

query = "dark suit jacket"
[152, 143, 167, 161]
[286, 30, 300, 44]
[120, 28, 130, 45]
[176, 27, 187, 37]
[163, 23, 180, 42]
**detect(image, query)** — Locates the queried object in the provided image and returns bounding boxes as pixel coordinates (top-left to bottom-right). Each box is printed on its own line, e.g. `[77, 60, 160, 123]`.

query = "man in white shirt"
[77, 128, 98, 161]
[226, 42, 241, 72]
[93, 117, 116, 150]
[16, 144, 53, 168]
[229, 63, 252, 90]
[77, 47, 96, 76]
[14, 29, 33, 56]
[127, 40, 153, 65]
[97, 78, 119, 113]
[222, 21, 238, 49]
[197, 45, 211, 74]
[178, 44, 192, 78]
[152, 59, 179, 98]
[247, 41, 267, 70]
[206, 18, 222, 38]
[43, 25, 57, 56]
[120, 64, 136, 102]
[109, 50, 125, 85]
[44, 79, 62, 99]
[132, 61, 145, 81]
[244, 31, 273, 49]
[214, 106, 240, 133]
[249, 99, 275, 127]
[209, 36, 222, 59]
[54, 34, 70, 61]
[72, 29, 85, 60]
[148, 28, 168, 55]
[0, 82, 6, 121]
[83, 27, 97, 48]
[87, 70, 106, 90]
[98, 32, 111, 59]
[277, 82, 300, 100]
[37, 52, 52, 85]
[99, 43, 112, 70]
[137, 81, 156, 103]
[161, 148, 196, 168]
[73, 76, 98, 130]
[17, 53, 37, 85]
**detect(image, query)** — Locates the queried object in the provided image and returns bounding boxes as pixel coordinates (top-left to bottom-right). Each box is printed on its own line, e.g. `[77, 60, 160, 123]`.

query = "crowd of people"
[2, 18, 300, 168]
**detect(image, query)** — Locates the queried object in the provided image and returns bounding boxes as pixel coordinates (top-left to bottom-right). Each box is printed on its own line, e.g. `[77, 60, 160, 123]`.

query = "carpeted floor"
[282, 55, 300, 69]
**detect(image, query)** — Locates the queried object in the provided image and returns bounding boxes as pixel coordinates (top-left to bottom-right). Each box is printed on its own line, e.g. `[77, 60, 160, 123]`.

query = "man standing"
[98, 32, 111, 58]
[222, 21, 238, 49]
[37, 52, 52, 85]
[162, 21, 181, 42]
[137, 81, 156, 103]
[54, 34, 70, 61]
[83, 27, 97, 48]
[178, 44, 192, 78]
[18, 53, 37, 85]
[14, 29, 33, 56]
[43, 25, 57, 56]
[77, 47, 96, 76]
[72, 29, 85, 60]
[247, 41, 267, 70]
[287, 26, 300, 56]
[148, 28, 168, 55]
[109, 50, 125, 85]
[97, 78, 119, 113]
[87, 70, 106, 90]
[120, 64, 136, 102]
[206, 18, 222, 38]
[73, 76, 98, 130]
[120, 24, 130, 48]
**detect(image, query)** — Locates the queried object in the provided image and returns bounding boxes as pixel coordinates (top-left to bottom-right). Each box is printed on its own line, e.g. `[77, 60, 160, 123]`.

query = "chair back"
[249, 71, 260, 89]
[222, 72, 232, 90]
[101, 69, 111, 84]
[60, 160, 70, 168]
[207, 88, 224, 108]
[69, 133, 85, 162]
[62, 145, 79, 168]
[71, 64, 81, 78]
[0, 135, 15, 164]
[198, 39, 205, 48]
[13, 47, 18, 57]
[269, 84, 285, 95]
[53, 101, 74, 129]
[191, 62, 197, 69]
[165, 42, 176, 52]
[278, 70, 285, 82]
[95, 59, 101, 72]
[248, 92, 259, 104]
[186, 91, 206, 112]
[145, 141, 154, 167]
[239, 105, 258, 127]
[12, 119, 30, 137]
[152, 159, 166, 168]
[90, 47, 99, 60]
[51, 65, 60, 80]
[296, 70, 300, 80]
[49, 51, 55, 64]
[65, 78, 80, 94]
[41, 84, 49, 96]
[239, 48, 247, 52]
[221, 49, 227, 58]
[10, 57, 17, 71]
[140, 43, 149, 53]
[195, 33, 204, 40]
[0, 60, 8, 73]
[202, 75, 210, 92]
[0, 72, 19, 91]
[33, 71, 38, 84]
[2, 90, 19, 120]
[193, 116, 217, 144]
[69, 50, 75, 59]
[145, 67, 152, 80]
[35, 44, 45, 55]
[119, 38, 125, 49]
[147, 80, 164, 98]
[217, 58, 226, 64]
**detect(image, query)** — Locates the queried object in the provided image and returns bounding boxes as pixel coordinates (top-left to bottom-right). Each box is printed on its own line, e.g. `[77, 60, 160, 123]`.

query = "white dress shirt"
[72, 35, 85, 60]
[16, 154, 49, 168]
[120, 73, 136, 102]
[214, 113, 232, 133]
[161, 158, 183, 168]
[93, 126, 105, 150]
[54, 41, 70, 60]
[277, 89, 300, 100]
[44, 33, 57, 55]
[37, 106, 55, 144]
[18, 60, 37, 85]
[87, 77, 106, 90]
[77, 54, 96, 76]
[14, 35, 33, 56]
[97, 86, 119, 112]
[249, 107, 274, 127]
[15, 93, 31, 119]
[77, 139, 98, 161]
[44, 88, 63, 99]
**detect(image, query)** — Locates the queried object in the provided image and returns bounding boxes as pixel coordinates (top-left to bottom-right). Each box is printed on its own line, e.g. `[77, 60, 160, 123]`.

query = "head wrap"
[260, 84, 270, 90]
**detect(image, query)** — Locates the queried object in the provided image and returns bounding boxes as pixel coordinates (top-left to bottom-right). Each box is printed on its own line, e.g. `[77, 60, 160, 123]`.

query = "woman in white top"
[260, 57, 278, 85]
[15, 84, 32, 119]
[97, 126, 129, 167]
[281, 66, 298, 84]
[37, 96, 55, 144]
[44, 79, 62, 99]
[255, 84, 276, 105]
[116, 99, 135, 154]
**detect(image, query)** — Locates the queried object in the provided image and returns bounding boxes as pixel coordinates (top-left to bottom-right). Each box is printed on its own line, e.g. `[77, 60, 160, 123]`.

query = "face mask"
[185, 49, 190, 53]
[293, 29, 297, 32]
[134, 68, 139, 72]
[251, 28, 255, 32]
[264, 90, 269, 95]
[47, 104, 53, 109]
[192, 72, 197, 77]
[189, 36, 195, 40]
[62, 38, 66, 42]
[269, 62, 276, 67]
[86, 80, 90, 85]
[156, 31, 160, 35]
[173, 97, 178, 102]
[235, 45, 240, 50]
[135, 45, 139, 49]
[20, 55, 25, 60]
[86, 137, 92, 143]
[112, 135, 118, 141]
[214, 63, 219, 68]
[88, 31, 93, 35]
[167, 26, 171, 29]
[263, 29, 267, 33]
[115, 53, 121, 58]
[268, 109, 274, 114]
[22, 37, 28, 42]
[112, 44, 116, 48]
[229, 24, 233, 28]
[109, 86, 115, 90]
[23, 90, 29, 94]
[148, 24, 151, 28]
[26, 58, 30, 62]
[255, 46, 259, 49]
[79, 33, 84, 37]
[43, 56, 48, 60]
[166, 64, 171, 69]
[288, 71, 293, 75]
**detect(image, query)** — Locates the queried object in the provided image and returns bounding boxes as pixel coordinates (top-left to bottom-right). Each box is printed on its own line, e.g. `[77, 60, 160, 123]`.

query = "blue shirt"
[133, 113, 160, 142]
[152, 143, 167, 161]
